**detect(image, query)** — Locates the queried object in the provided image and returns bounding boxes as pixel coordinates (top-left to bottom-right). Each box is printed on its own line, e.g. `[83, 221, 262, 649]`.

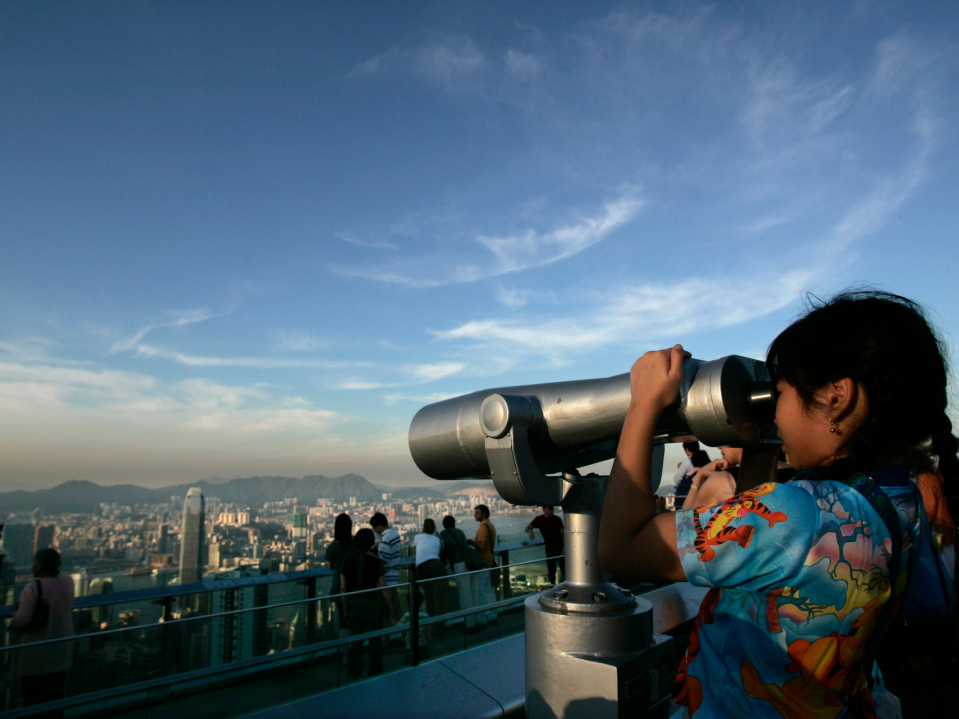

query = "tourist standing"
[526, 505, 565, 585]
[323, 513, 355, 647]
[340, 529, 389, 679]
[370, 512, 401, 620]
[10, 549, 75, 713]
[413, 518, 448, 623]
[440, 515, 478, 630]
[467, 505, 498, 628]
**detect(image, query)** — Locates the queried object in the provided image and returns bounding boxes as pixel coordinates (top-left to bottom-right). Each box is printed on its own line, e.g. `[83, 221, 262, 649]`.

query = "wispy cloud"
[111, 309, 216, 353]
[273, 329, 330, 354]
[475, 193, 643, 274]
[505, 49, 545, 80]
[0, 361, 342, 436]
[382, 391, 459, 405]
[336, 232, 399, 251]
[434, 270, 815, 355]
[348, 35, 487, 93]
[130, 344, 370, 370]
[403, 362, 465, 382]
[329, 380, 388, 391]
[336, 190, 644, 288]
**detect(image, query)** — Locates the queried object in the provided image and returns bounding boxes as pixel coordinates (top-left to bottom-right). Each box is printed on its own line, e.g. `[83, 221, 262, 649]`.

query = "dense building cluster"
[1, 486, 523, 593]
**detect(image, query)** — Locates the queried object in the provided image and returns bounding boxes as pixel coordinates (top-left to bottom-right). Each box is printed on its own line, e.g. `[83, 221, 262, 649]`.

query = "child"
[599, 290, 954, 718]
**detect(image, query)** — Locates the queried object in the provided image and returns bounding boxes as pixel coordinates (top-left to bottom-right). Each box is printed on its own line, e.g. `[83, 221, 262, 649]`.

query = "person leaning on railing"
[9, 548, 75, 711]
[413, 518, 449, 626]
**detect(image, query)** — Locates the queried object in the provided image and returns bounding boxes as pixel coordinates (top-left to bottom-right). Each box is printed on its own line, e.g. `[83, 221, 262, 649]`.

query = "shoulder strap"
[834, 473, 903, 687]
[34, 578, 43, 600]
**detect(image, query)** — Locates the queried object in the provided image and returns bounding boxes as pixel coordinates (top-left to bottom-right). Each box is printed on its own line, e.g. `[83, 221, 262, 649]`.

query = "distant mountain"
[0, 480, 161, 515]
[0, 473, 458, 514]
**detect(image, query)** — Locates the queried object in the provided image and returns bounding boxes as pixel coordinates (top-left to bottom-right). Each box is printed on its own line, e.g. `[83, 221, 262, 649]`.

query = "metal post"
[410, 575, 420, 667]
[564, 509, 602, 587]
[303, 576, 317, 644]
[525, 476, 673, 719]
[156, 596, 174, 676]
[501, 550, 511, 599]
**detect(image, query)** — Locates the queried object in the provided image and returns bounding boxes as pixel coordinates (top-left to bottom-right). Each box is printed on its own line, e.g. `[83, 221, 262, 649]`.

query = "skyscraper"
[418, 504, 428, 528]
[179, 487, 205, 585]
[32, 525, 56, 555]
[291, 509, 308, 540]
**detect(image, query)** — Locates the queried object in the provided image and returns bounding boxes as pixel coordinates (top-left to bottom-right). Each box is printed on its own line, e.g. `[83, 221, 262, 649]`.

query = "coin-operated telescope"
[409, 356, 779, 719]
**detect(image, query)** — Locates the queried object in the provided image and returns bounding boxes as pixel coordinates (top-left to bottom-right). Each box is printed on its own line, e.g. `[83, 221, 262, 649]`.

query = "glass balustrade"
[0, 540, 557, 714]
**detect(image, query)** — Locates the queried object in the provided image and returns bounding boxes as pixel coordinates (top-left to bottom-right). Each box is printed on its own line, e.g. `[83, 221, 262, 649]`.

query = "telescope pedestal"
[525, 597, 673, 719]
[524, 477, 673, 719]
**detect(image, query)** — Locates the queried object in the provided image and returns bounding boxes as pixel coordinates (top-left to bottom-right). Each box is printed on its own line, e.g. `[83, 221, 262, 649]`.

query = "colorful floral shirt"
[673, 466, 952, 719]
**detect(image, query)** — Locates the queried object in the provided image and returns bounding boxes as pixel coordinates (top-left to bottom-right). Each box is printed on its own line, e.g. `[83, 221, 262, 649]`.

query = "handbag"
[457, 531, 486, 572]
[9, 579, 50, 633]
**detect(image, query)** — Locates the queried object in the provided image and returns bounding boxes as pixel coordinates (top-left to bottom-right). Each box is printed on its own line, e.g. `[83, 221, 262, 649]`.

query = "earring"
[829, 418, 837, 434]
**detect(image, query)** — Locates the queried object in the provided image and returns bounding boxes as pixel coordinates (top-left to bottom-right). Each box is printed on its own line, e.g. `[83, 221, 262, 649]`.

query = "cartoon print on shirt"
[741, 595, 886, 719]
[692, 483, 788, 562]
[670, 474, 949, 719]
[777, 483, 914, 627]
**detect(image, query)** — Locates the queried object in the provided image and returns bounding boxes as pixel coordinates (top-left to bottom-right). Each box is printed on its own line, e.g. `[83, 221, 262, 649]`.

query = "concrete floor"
[95, 603, 528, 719]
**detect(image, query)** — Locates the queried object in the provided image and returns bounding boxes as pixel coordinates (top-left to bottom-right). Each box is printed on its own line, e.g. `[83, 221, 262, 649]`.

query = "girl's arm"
[340, 575, 348, 611]
[599, 345, 688, 584]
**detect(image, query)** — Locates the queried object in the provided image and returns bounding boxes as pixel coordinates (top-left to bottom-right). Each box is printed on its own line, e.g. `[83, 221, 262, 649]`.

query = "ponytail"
[931, 416, 959, 617]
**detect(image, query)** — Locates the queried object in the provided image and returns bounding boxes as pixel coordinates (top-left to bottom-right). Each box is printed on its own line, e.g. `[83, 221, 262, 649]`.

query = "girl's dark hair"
[442, 515, 456, 530]
[34, 548, 61, 576]
[422, 518, 436, 535]
[768, 289, 958, 581]
[333, 513, 353, 546]
[354, 527, 376, 553]
[689, 450, 711, 469]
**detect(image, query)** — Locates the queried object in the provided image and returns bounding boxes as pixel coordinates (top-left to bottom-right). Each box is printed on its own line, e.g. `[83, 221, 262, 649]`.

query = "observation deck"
[0, 540, 706, 718]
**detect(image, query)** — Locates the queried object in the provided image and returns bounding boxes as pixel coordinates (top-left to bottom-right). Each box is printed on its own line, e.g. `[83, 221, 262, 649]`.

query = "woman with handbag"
[10, 548, 75, 712]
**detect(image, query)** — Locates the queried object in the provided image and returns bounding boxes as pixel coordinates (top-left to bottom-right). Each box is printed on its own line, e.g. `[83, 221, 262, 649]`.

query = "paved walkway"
[98, 603, 528, 719]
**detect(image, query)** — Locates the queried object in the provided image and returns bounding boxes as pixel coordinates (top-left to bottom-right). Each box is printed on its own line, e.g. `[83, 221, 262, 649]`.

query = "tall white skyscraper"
[179, 487, 205, 585]
[418, 504, 428, 528]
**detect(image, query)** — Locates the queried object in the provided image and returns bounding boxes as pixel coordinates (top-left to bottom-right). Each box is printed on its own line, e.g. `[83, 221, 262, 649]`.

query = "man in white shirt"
[370, 512, 402, 621]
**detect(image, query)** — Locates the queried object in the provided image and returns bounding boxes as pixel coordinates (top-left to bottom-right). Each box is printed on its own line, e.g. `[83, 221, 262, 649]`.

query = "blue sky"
[2, 1, 958, 490]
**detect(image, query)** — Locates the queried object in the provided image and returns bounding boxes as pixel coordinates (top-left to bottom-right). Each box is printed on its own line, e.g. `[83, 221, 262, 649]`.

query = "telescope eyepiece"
[746, 381, 778, 425]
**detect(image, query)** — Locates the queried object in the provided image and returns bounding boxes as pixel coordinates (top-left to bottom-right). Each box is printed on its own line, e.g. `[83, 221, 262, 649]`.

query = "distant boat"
[128, 566, 153, 576]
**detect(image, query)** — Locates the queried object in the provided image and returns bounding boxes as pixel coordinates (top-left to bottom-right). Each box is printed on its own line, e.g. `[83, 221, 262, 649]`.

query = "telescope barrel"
[408, 355, 774, 481]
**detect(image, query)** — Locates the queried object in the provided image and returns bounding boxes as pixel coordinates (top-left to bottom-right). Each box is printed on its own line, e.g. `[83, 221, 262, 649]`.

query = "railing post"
[304, 576, 317, 644]
[501, 550, 511, 599]
[157, 596, 174, 676]
[410, 574, 420, 667]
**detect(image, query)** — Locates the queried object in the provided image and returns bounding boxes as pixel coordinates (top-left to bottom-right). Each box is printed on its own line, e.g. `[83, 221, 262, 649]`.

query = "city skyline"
[2, 2, 958, 491]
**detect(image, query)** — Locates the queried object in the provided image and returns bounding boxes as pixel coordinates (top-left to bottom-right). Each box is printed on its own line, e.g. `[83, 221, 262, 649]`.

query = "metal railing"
[0, 539, 553, 714]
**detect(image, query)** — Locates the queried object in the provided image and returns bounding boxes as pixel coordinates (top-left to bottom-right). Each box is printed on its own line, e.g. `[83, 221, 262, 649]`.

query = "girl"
[599, 291, 955, 718]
